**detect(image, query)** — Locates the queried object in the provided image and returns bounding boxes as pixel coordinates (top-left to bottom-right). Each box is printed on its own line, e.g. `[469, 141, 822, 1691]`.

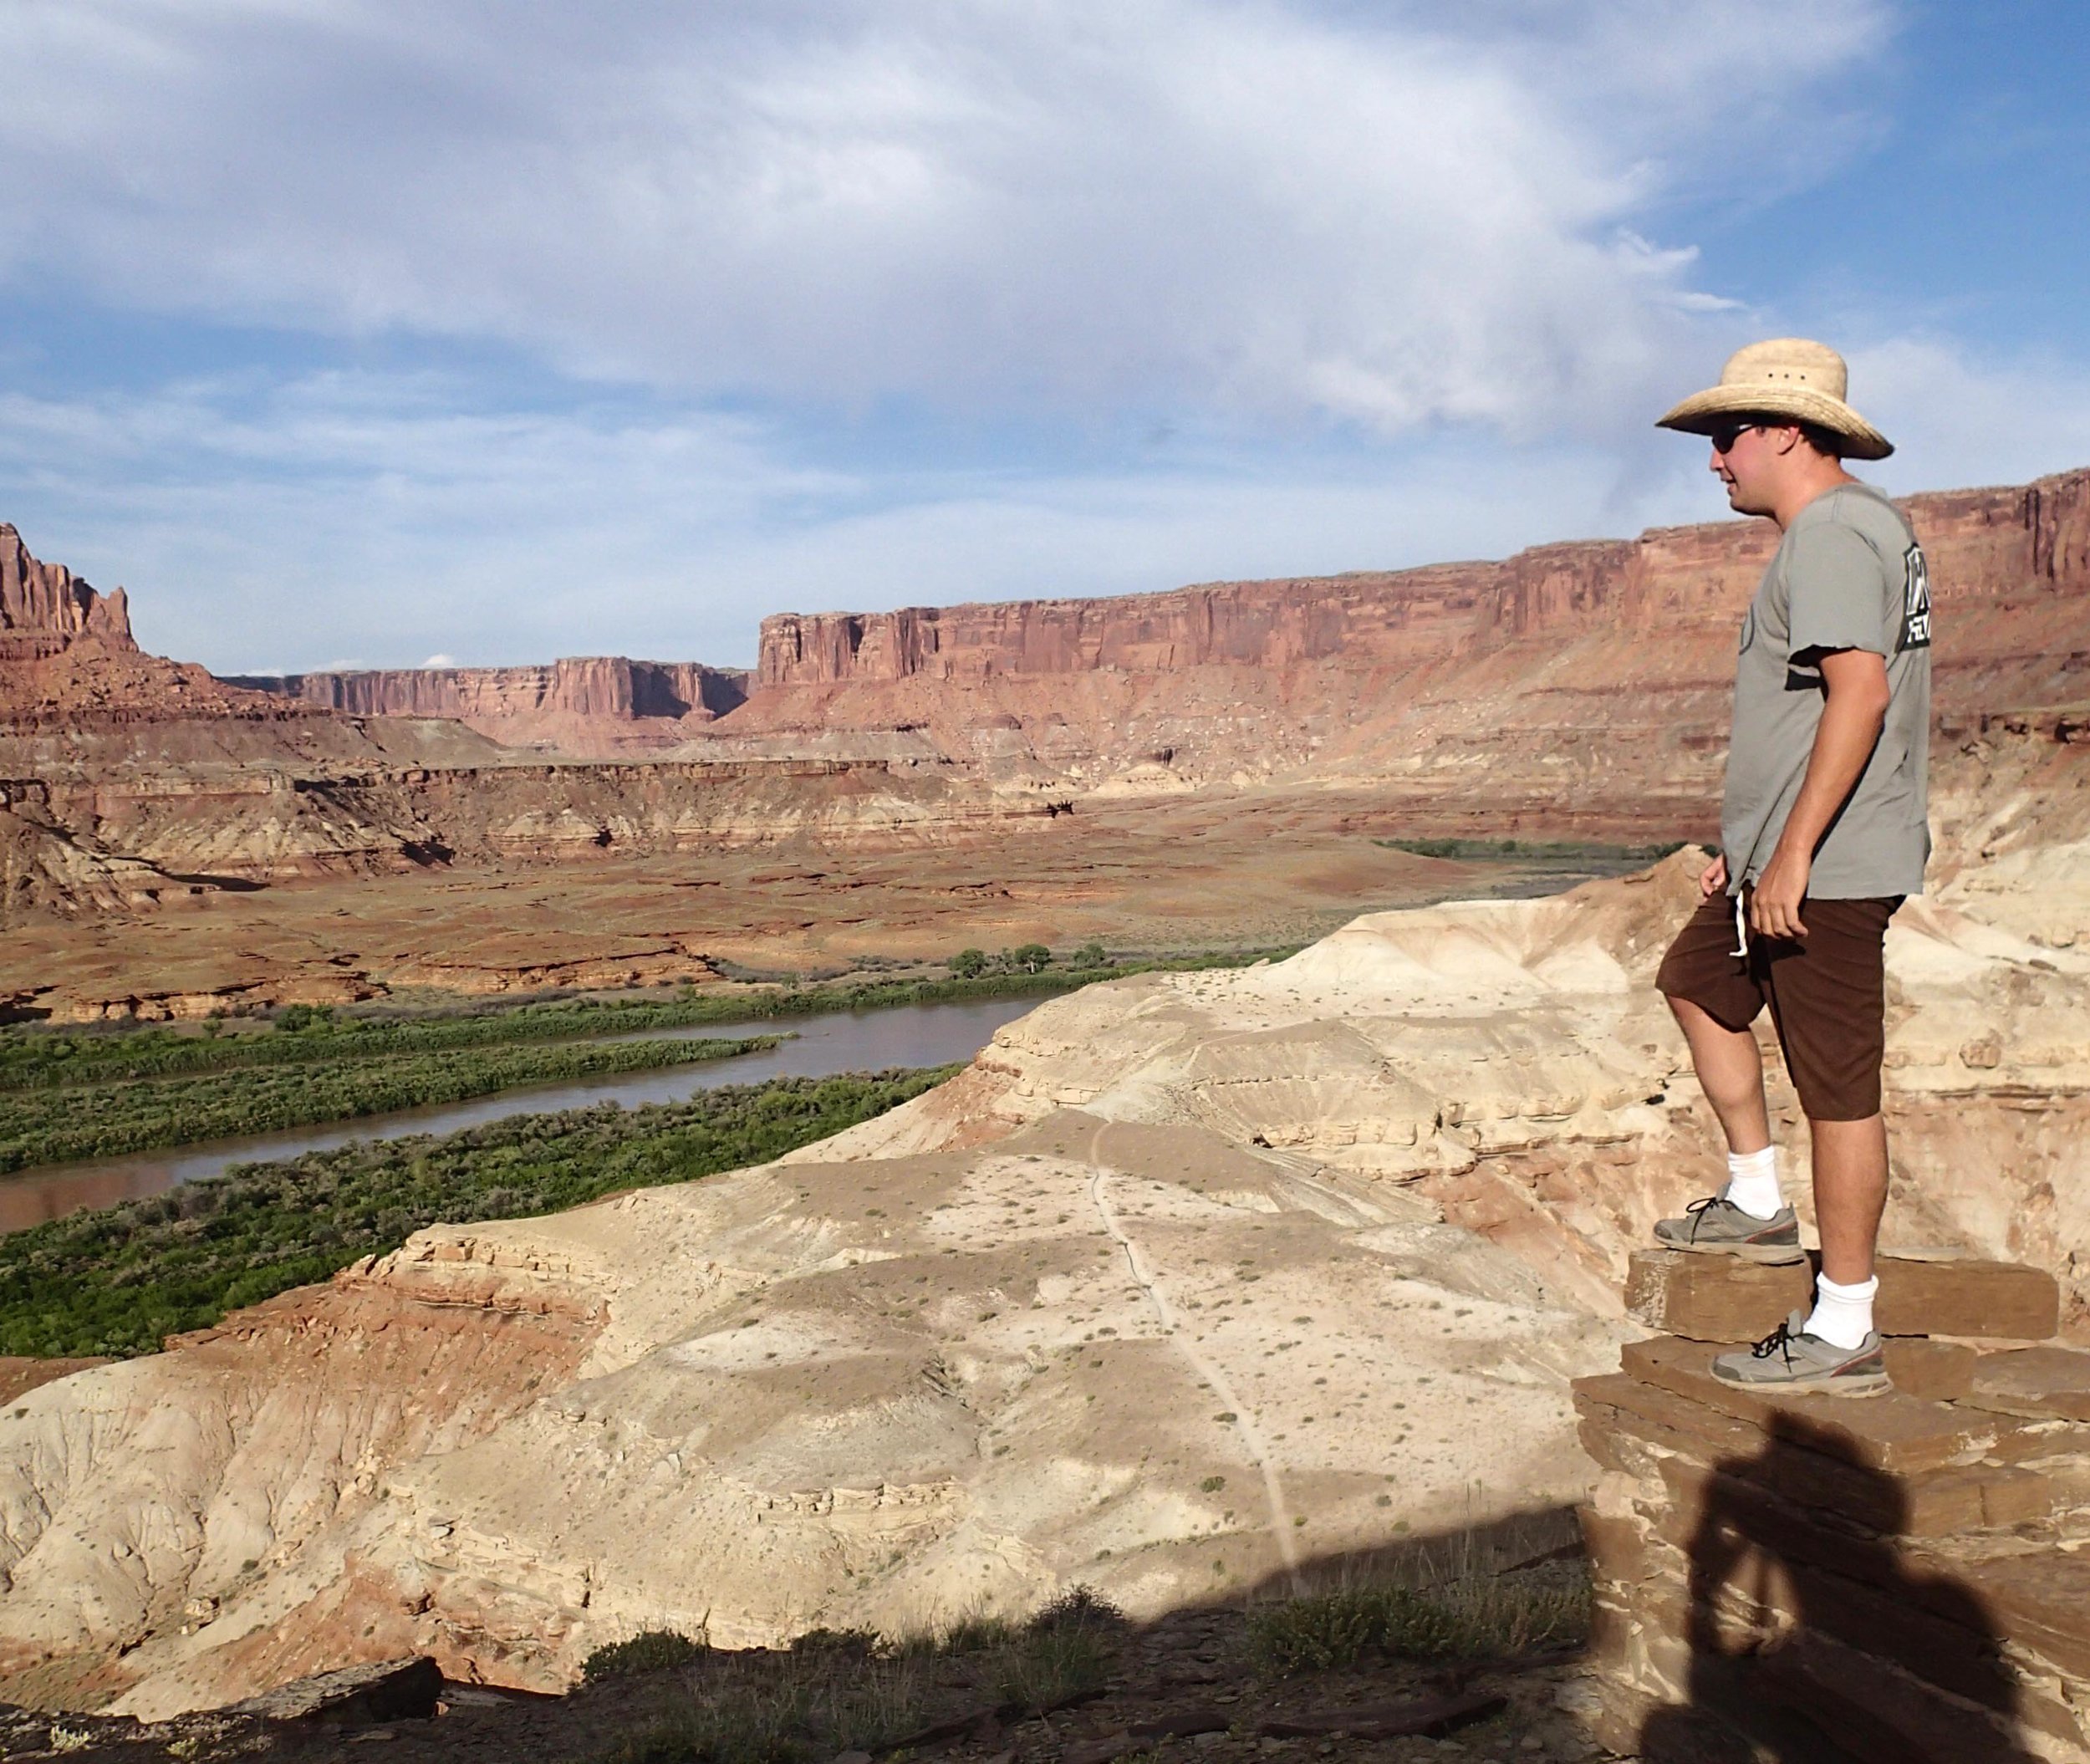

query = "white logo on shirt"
[1898, 544, 1931, 651]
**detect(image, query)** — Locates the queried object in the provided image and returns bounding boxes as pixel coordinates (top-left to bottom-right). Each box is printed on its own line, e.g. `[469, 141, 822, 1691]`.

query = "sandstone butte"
[0, 473, 2087, 1726]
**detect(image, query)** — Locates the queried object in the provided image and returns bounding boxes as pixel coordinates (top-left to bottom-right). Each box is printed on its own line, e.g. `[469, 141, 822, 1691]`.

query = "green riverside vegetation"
[0, 1035, 780, 1174]
[0, 951, 1300, 1094]
[0, 945, 1302, 1170]
[0, 1068, 953, 1359]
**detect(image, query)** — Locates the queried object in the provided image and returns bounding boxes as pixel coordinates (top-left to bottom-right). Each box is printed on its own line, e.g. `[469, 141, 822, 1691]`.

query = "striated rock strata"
[5, 468, 2089, 925]
[1, 524, 136, 662]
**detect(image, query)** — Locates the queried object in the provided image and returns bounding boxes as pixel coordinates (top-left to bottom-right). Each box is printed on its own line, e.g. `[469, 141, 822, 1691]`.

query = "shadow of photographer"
[1637, 1409, 2036, 1762]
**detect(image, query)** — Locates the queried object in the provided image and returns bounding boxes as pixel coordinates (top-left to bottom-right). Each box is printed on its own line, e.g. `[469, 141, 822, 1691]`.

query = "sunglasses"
[1707, 420, 1766, 454]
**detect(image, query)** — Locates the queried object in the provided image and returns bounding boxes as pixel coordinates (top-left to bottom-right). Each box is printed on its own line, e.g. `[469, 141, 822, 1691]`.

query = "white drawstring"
[1728, 888, 1748, 959]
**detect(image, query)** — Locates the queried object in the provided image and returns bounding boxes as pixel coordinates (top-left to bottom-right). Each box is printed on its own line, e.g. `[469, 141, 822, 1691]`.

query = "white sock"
[1806, 1273, 1879, 1349]
[1721, 1145, 1783, 1220]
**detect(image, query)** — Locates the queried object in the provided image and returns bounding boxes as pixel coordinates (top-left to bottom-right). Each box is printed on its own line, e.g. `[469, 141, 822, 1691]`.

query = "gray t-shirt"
[1721, 481, 1932, 900]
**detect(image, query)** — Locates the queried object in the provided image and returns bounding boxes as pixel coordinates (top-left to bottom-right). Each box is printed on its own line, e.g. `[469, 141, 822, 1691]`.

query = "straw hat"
[1656, 338, 1892, 461]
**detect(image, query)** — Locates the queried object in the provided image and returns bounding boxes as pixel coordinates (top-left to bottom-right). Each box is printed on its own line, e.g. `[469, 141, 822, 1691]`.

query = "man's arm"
[1749, 646, 1891, 939]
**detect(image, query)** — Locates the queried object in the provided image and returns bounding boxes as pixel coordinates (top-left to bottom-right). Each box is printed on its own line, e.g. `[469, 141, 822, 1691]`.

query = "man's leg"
[1652, 898, 1797, 1256]
[1811, 1113, 1888, 1285]
[1758, 899, 1899, 1355]
[1667, 996, 1771, 1155]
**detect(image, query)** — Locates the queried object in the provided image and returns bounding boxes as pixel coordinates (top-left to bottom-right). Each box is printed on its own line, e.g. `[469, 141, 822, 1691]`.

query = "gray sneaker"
[1710, 1309, 1890, 1396]
[1652, 1193, 1805, 1264]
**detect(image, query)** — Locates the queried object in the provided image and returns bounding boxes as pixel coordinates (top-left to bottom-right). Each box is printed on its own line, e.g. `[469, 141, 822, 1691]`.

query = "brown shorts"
[1654, 891, 1901, 1122]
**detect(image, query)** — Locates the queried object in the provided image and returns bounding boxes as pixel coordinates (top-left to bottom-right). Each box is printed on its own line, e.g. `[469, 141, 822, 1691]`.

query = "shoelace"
[1681, 1195, 1726, 1241]
[1750, 1319, 1798, 1365]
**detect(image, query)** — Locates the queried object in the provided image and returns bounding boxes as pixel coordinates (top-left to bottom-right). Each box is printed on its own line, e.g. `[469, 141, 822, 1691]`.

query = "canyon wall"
[227, 657, 749, 753]
[738, 472, 2090, 830]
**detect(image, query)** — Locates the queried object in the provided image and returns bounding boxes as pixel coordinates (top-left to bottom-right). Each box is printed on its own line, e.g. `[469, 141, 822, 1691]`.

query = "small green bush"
[582, 1629, 706, 1683]
[790, 1626, 878, 1656]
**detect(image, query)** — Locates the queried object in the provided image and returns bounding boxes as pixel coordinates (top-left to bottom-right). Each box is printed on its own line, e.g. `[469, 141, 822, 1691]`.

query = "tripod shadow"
[1637, 1410, 2036, 1763]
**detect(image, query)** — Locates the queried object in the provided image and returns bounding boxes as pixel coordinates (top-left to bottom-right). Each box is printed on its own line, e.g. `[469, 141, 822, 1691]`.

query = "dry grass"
[1247, 1524, 1590, 1677]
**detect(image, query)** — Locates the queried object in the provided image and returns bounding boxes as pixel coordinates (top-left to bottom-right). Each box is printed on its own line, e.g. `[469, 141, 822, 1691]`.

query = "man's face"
[1708, 420, 1792, 517]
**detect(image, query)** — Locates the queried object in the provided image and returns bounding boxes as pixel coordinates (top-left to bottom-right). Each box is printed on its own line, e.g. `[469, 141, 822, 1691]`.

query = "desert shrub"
[947, 948, 987, 978]
[583, 1629, 707, 1683]
[936, 1611, 1016, 1654]
[988, 1622, 1110, 1714]
[1026, 1585, 1126, 1634]
[789, 1626, 878, 1657]
[595, 1650, 926, 1764]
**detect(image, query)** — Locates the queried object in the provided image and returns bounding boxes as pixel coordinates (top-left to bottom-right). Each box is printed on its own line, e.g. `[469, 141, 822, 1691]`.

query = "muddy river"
[0, 997, 1036, 1233]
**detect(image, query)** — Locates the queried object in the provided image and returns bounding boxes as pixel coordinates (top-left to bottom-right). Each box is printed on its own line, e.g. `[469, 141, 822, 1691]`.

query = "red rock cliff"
[227, 657, 749, 754]
[0, 524, 135, 661]
[756, 471, 2089, 689]
[732, 468, 2090, 831]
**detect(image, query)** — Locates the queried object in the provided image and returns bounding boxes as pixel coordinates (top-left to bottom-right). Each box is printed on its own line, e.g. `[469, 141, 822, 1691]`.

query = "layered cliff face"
[229, 657, 750, 755]
[739, 470, 2090, 826]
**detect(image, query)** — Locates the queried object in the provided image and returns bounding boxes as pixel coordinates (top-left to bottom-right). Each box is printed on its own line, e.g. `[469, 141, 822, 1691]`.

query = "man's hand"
[1751, 846, 1810, 940]
[1699, 853, 1728, 900]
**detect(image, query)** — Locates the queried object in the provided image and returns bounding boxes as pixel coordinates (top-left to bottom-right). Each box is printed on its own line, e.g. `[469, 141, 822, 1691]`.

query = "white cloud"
[0, 370, 1715, 671]
[0, 0, 1890, 433]
[1846, 337, 2090, 497]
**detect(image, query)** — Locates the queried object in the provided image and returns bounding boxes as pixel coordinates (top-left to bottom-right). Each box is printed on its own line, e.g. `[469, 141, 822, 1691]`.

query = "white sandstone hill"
[3, 800, 2087, 1717]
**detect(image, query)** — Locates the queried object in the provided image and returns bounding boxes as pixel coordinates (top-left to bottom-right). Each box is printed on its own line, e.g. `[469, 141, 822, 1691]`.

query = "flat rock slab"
[1624, 1250, 2060, 1343]
[1615, 1337, 2084, 1475]
[226, 1655, 442, 1725]
[1962, 1345, 2090, 1421]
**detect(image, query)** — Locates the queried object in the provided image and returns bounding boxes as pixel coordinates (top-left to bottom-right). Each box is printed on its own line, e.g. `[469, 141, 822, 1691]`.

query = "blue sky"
[2, 0, 2086, 673]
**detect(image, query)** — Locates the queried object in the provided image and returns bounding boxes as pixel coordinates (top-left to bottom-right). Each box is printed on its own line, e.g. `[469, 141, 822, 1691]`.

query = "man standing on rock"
[1648, 339, 1932, 1396]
